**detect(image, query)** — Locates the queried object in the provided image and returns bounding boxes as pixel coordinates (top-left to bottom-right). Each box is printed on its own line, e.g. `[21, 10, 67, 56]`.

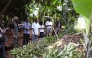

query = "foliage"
[81, 30, 92, 58]
[71, 0, 92, 36]
[8, 0, 32, 17]
[44, 36, 56, 44]
[10, 37, 83, 58]
[10, 39, 48, 58]
[61, 24, 77, 35]
[1, 0, 79, 28]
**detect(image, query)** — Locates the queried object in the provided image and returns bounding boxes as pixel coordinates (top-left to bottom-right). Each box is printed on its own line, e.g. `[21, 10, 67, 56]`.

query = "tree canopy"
[0, 0, 78, 27]
[0, 0, 33, 22]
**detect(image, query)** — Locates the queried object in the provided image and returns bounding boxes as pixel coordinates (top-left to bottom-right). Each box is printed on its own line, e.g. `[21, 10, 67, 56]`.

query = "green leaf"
[52, 0, 58, 5]
[71, 0, 92, 36]
[72, 0, 92, 19]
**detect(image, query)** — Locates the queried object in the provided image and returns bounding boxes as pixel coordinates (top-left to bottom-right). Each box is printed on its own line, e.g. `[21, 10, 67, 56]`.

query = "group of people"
[0, 16, 61, 58]
[9, 16, 55, 47]
[11, 16, 61, 46]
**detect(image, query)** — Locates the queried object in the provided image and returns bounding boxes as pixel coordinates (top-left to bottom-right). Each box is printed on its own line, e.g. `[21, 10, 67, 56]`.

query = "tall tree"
[0, 0, 12, 23]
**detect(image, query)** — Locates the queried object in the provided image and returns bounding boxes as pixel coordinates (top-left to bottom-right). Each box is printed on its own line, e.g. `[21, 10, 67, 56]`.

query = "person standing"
[56, 19, 61, 34]
[10, 16, 19, 48]
[45, 18, 53, 36]
[0, 24, 6, 58]
[22, 17, 31, 45]
[32, 19, 40, 42]
[39, 21, 44, 38]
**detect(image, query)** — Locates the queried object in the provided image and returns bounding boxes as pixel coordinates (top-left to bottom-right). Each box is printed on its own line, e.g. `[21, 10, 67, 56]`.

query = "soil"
[5, 29, 83, 58]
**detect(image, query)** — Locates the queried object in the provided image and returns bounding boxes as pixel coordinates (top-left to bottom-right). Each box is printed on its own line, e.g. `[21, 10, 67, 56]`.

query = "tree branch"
[2, 0, 12, 15]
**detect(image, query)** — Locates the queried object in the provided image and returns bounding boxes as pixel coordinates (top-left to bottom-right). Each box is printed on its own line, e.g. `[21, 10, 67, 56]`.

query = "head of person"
[48, 18, 51, 22]
[57, 19, 60, 21]
[39, 21, 43, 25]
[26, 17, 29, 22]
[13, 16, 18, 22]
[34, 19, 38, 23]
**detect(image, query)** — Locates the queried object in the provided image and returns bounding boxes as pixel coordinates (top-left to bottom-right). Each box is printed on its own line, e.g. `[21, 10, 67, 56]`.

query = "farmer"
[39, 21, 45, 38]
[32, 19, 40, 42]
[10, 16, 19, 48]
[45, 18, 53, 36]
[22, 17, 31, 45]
[55, 19, 61, 34]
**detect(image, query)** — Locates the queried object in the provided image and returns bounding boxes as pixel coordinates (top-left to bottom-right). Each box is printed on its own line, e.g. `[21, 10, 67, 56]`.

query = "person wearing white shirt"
[22, 17, 31, 45]
[39, 21, 44, 38]
[45, 18, 53, 36]
[32, 19, 40, 42]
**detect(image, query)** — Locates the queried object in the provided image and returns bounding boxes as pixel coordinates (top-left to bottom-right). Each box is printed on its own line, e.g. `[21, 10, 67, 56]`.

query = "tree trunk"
[0, 0, 12, 23]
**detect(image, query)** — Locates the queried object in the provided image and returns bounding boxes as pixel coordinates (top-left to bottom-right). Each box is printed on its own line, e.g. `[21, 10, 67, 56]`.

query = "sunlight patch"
[75, 16, 86, 30]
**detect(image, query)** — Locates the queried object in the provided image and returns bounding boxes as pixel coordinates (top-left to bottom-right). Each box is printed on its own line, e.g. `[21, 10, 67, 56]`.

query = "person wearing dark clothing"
[10, 16, 19, 48]
[0, 24, 6, 58]
[56, 19, 61, 34]
[22, 17, 31, 45]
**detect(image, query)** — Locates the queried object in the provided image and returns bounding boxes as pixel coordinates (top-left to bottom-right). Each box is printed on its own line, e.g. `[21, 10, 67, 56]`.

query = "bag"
[0, 35, 8, 42]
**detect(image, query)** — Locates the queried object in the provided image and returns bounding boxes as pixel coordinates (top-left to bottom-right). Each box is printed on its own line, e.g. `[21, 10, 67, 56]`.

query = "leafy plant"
[71, 0, 92, 36]
[10, 39, 83, 58]
[44, 36, 56, 43]
[57, 42, 83, 58]
[41, 42, 83, 58]
[81, 30, 92, 58]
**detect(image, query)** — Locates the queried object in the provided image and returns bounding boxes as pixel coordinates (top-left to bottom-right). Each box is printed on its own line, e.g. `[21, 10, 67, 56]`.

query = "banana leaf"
[71, 0, 92, 36]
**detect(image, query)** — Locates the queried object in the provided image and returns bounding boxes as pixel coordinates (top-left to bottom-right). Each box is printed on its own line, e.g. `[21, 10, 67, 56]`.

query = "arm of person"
[32, 28, 36, 35]
[0, 28, 4, 34]
[10, 23, 15, 38]
[18, 24, 23, 26]
[29, 23, 32, 30]
[32, 23, 36, 35]
[11, 29, 15, 37]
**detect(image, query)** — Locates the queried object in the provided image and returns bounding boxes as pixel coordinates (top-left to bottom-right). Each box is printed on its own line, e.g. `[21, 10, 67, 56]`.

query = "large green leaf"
[71, 0, 92, 35]
[72, 0, 92, 19]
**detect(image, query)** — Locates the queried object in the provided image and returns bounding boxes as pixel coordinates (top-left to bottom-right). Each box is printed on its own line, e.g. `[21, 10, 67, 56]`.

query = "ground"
[4, 29, 83, 58]
[5, 29, 29, 58]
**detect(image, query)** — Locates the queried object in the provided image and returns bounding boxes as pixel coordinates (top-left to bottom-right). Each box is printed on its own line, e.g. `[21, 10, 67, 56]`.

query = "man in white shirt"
[45, 18, 53, 36]
[32, 19, 40, 42]
[22, 17, 31, 45]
